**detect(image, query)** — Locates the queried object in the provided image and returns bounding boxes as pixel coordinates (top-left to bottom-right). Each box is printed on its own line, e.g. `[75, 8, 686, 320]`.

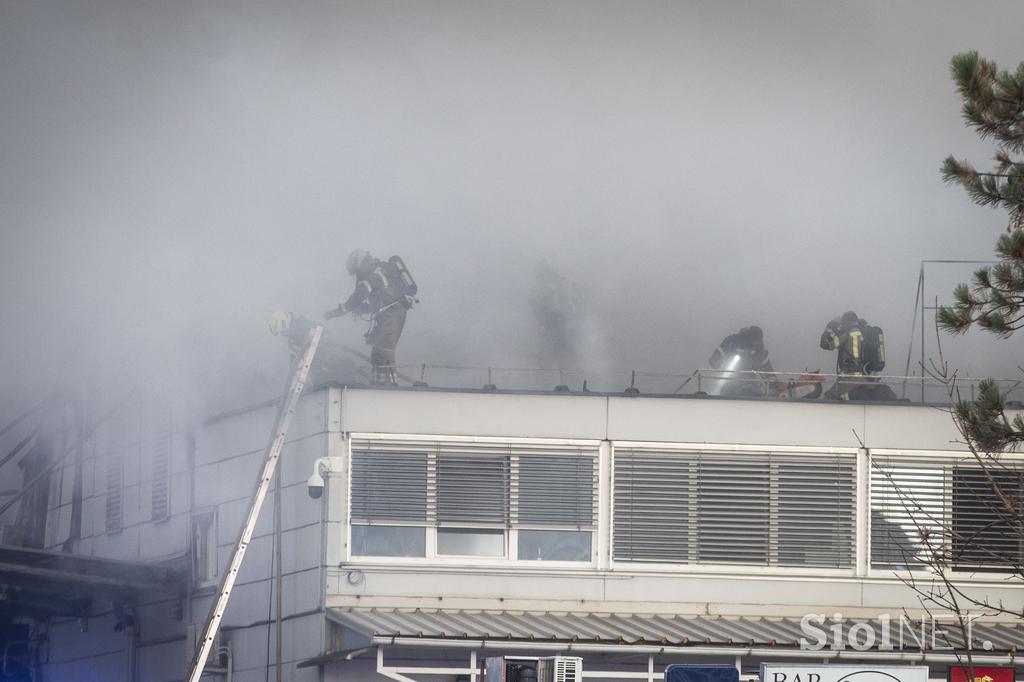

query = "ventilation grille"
[538, 656, 583, 682]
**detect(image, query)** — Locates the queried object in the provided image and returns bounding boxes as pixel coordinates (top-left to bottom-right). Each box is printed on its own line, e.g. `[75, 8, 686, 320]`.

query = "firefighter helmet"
[346, 249, 370, 275]
[268, 310, 290, 336]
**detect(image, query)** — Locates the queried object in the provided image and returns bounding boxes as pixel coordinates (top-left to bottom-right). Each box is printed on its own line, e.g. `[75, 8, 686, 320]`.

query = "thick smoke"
[528, 264, 611, 389]
[3, 1, 1024, 425]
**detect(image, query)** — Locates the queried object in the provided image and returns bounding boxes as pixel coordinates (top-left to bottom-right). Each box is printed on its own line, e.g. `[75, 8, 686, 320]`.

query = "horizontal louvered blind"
[351, 452, 428, 522]
[871, 457, 1024, 570]
[151, 429, 171, 522]
[698, 459, 770, 564]
[613, 452, 693, 562]
[517, 455, 596, 527]
[438, 454, 508, 523]
[351, 440, 598, 528]
[951, 467, 1023, 569]
[614, 449, 855, 567]
[870, 459, 946, 569]
[777, 461, 855, 567]
[105, 453, 123, 534]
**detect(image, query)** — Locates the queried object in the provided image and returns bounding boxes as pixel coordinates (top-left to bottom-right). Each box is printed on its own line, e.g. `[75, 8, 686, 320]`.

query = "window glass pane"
[352, 525, 425, 558]
[192, 512, 217, 587]
[517, 530, 592, 561]
[437, 528, 504, 556]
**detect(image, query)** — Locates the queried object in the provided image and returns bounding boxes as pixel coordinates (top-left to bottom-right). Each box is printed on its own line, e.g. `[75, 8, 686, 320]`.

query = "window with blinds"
[105, 453, 123, 534]
[437, 454, 508, 524]
[871, 457, 1024, 571]
[349, 440, 598, 560]
[951, 467, 1024, 570]
[614, 449, 855, 568]
[518, 455, 595, 526]
[192, 511, 217, 587]
[870, 460, 946, 569]
[150, 430, 171, 522]
[351, 452, 428, 522]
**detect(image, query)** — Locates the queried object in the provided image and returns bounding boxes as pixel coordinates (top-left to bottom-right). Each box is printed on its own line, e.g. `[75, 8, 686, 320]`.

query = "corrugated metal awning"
[328, 607, 1024, 654]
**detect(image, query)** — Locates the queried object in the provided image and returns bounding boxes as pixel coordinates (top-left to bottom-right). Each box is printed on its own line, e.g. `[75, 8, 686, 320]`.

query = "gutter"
[366, 636, 1018, 665]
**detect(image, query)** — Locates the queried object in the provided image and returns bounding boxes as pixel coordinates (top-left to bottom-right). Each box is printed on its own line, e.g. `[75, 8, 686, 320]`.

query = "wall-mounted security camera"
[306, 456, 342, 500]
[307, 468, 325, 499]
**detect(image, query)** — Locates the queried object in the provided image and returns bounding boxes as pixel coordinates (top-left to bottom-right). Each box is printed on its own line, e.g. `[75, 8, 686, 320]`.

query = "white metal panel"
[340, 388, 608, 440]
[607, 397, 866, 447]
[279, 433, 331, 486]
[335, 569, 608, 601]
[138, 513, 187, 560]
[862, 404, 967, 451]
[603, 573, 865, 607]
[197, 387, 331, 466]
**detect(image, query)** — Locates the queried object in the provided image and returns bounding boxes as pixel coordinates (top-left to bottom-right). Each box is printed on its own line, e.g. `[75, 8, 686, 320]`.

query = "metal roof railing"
[382, 364, 1024, 406]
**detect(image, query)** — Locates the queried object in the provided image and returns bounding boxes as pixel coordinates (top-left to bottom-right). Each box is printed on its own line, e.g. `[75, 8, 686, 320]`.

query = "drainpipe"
[126, 622, 138, 682]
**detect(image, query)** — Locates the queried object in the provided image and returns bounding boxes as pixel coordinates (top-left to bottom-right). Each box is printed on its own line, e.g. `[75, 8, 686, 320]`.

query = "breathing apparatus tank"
[388, 255, 418, 300]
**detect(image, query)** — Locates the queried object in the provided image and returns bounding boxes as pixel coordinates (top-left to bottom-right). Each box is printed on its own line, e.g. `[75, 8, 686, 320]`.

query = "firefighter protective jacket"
[821, 321, 864, 375]
[343, 258, 403, 315]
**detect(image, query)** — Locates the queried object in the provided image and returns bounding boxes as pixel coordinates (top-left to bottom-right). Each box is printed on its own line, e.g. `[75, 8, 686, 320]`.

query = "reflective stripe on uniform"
[371, 266, 389, 290]
[848, 329, 863, 360]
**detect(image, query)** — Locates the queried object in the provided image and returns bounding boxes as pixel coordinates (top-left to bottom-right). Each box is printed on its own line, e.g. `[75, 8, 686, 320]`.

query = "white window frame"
[346, 433, 600, 568]
[341, 435, 1024, 581]
[608, 440, 862, 577]
[867, 447, 1024, 581]
[192, 509, 218, 589]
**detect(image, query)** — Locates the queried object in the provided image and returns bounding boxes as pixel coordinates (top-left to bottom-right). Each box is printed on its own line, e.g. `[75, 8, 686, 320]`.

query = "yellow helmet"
[268, 310, 290, 336]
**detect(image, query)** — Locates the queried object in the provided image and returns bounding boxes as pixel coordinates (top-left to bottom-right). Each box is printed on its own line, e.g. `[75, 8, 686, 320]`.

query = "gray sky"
[2, 1, 1024, 416]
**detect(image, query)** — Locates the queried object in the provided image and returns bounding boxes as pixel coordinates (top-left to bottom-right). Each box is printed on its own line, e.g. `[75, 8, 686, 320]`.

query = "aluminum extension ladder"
[185, 324, 322, 682]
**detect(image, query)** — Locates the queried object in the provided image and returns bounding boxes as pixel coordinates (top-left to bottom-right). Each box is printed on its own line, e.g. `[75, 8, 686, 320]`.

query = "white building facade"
[14, 386, 1024, 681]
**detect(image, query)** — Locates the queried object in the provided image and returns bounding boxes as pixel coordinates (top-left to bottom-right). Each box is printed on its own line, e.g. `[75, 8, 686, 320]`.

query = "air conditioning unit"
[538, 657, 582, 682]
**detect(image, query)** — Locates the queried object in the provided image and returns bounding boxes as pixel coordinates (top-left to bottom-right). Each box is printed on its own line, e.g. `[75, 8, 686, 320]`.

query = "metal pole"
[902, 263, 924, 400]
[921, 265, 926, 403]
[185, 325, 322, 682]
[274, 451, 283, 682]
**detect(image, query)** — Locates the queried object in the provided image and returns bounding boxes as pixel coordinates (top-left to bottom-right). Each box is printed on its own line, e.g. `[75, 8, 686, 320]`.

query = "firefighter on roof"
[708, 325, 774, 397]
[820, 311, 894, 401]
[324, 249, 417, 385]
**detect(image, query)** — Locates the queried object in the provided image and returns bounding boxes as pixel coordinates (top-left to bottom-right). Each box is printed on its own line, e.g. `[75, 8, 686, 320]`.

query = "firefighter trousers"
[366, 304, 407, 384]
